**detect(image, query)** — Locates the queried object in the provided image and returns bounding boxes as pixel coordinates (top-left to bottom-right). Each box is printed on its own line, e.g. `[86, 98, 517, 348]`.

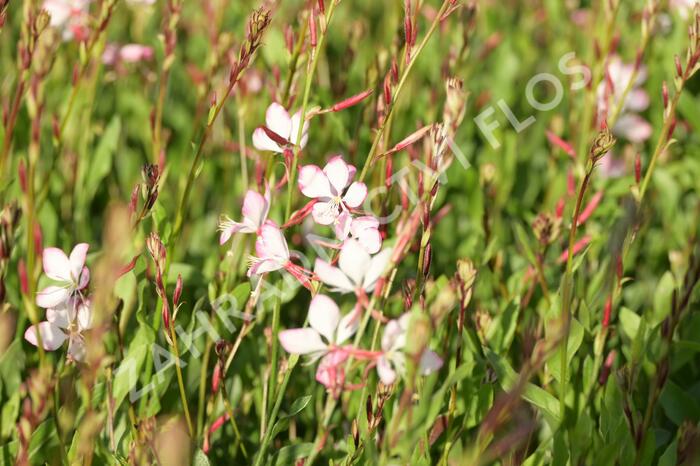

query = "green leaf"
[548, 317, 585, 383]
[273, 443, 314, 466]
[660, 381, 700, 426]
[112, 325, 155, 408]
[281, 395, 312, 419]
[84, 116, 121, 202]
[193, 449, 211, 466]
[652, 272, 675, 327]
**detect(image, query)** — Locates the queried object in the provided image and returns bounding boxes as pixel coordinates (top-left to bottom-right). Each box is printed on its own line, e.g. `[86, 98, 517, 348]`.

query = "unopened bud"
[18, 159, 27, 193]
[662, 81, 669, 109]
[602, 295, 612, 327]
[212, 362, 222, 393]
[330, 89, 373, 112]
[634, 153, 641, 184]
[317, 0, 325, 14]
[667, 119, 677, 140]
[675, 54, 683, 78]
[19, 260, 28, 295]
[590, 126, 616, 163]
[173, 273, 183, 307]
[422, 243, 432, 278]
[309, 9, 317, 48]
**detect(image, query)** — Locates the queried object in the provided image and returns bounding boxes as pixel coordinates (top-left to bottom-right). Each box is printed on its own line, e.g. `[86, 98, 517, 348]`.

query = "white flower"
[219, 188, 271, 244]
[42, 0, 90, 41]
[252, 103, 309, 153]
[278, 294, 359, 388]
[36, 243, 90, 308]
[376, 313, 443, 385]
[24, 298, 92, 361]
[298, 156, 367, 236]
[247, 221, 289, 276]
[314, 239, 392, 295]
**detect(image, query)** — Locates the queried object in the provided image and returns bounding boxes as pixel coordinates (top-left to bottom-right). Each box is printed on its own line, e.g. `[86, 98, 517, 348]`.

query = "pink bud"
[545, 130, 576, 159]
[18, 159, 27, 193]
[317, 0, 325, 14]
[675, 54, 683, 77]
[577, 191, 603, 226]
[383, 74, 392, 107]
[602, 295, 612, 327]
[555, 197, 565, 218]
[557, 235, 591, 264]
[33, 224, 43, 258]
[162, 300, 171, 331]
[173, 273, 183, 307]
[309, 9, 317, 48]
[330, 89, 373, 112]
[212, 363, 222, 393]
[284, 25, 294, 54]
[598, 350, 616, 385]
[19, 260, 28, 295]
[667, 119, 677, 140]
[634, 153, 641, 184]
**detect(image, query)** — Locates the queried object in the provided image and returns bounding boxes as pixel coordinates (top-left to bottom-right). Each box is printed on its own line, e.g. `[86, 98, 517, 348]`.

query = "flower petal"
[252, 127, 283, 152]
[335, 312, 359, 345]
[43, 247, 72, 282]
[338, 239, 370, 288]
[36, 285, 70, 308]
[67, 337, 86, 361]
[298, 165, 332, 199]
[419, 350, 443, 375]
[362, 247, 393, 292]
[334, 210, 352, 240]
[308, 294, 341, 343]
[312, 201, 339, 225]
[219, 222, 247, 245]
[343, 182, 367, 208]
[377, 356, 397, 385]
[76, 300, 92, 330]
[256, 221, 289, 261]
[69, 243, 89, 281]
[248, 258, 284, 276]
[78, 267, 90, 290]
[24, 322, 67, 351]
[315, 351, 348, 388]
[46, 302, 74, 329]
[614, 113, 652, 143]
[314, 259, 354, 293]
[242, 190, 268, 229]
[278, 328, 327, 354]
[626, 89, 649, 112]
[265, 103, 292, 139]
[323, 156, 352, 193]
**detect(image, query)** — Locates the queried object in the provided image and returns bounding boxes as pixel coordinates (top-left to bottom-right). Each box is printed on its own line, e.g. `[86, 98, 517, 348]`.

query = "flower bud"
[634, 153, 641, 184]
[18, 159, 27, 194]
[173, 273, 183, 307]
[589, 126, 616, 163]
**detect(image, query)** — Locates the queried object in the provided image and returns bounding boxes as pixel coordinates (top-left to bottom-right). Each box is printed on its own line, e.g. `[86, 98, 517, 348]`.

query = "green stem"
[357, 0, 451, 182]
[285, 1, 339, 219]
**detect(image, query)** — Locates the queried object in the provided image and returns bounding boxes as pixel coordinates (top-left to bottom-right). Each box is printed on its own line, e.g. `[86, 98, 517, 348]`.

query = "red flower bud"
[675, 54, 683, 78]
[602, 295, 612, 327]
[634, 153, 641, 184]
[212, 362, 222, 393]
[173, 273, 183, 308]
[317, 0, 325, 14]
[309, 9, 317, 48]
[19, 260, 28, 295]
[330, 89, 373, 112]
[18, 159, 27, 193]
[662, 81, 669, 109]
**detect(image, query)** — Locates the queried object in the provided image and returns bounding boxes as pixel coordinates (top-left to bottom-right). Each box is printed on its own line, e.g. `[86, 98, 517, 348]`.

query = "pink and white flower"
[219, 189, 270, 244]
[671, 0, 698, 19]
[376, 313, 443, 385]
[247, 221, 313, 288]
[24, 298, 92, 361]
[314, 239, 392, 295]
[278, 294, 361, 389]
[597, 56, 652, 143]
[247, 221, 289, 276]
[36, 243, 90, 308]
[252, 103, 309, 153]
[298, 156, 367, 235]
[42, 0, 90, 41]
[348, 216, 382, 254]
